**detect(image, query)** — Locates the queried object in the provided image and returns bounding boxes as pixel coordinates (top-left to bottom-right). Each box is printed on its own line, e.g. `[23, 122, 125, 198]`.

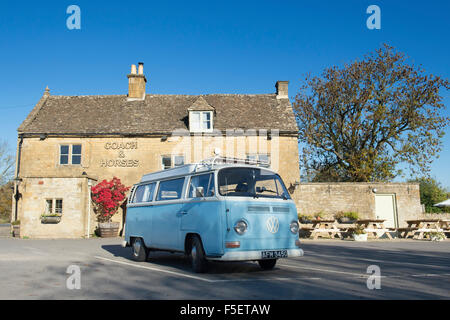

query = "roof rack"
[139, 157, 272, 183]
[194, 156, 270, 172]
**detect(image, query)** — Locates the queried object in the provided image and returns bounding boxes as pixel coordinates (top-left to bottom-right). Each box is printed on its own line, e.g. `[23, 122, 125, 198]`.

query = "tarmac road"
[0, 238, 449, 299]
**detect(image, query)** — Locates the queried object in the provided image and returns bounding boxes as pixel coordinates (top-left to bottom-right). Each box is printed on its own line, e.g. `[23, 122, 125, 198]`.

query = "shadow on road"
[101, 244, 273, 275]
[4, 239, 448, 299]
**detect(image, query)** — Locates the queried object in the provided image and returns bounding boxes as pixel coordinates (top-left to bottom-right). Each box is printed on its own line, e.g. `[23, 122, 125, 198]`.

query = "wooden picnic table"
[354, 219, 393, 239]
[400, 219, 444, 240]
[439, 219, 450, 230]
[301, 219, 343, 240]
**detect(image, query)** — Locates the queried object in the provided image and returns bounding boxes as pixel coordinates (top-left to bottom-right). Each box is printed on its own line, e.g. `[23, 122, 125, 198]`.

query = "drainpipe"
[87, 179, 92, 238]
[13, 134, 24, 221]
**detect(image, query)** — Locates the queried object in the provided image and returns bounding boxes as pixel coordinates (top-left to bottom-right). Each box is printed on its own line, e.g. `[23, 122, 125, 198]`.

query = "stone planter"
[41, 216, 62, 224]
[12, 225, 20, 238]
[98, 222, 120, 238]
[338, 217, 356, 224]
[352, 233, 368, 241]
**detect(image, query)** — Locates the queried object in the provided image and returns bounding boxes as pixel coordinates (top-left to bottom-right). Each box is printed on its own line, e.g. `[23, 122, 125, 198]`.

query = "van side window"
[132, 183, 155, 203]
[133, 185, 145, 203]
[188, 173, 214, 198]
[142, 183, 156, 202]
[156, 178, 185, 201]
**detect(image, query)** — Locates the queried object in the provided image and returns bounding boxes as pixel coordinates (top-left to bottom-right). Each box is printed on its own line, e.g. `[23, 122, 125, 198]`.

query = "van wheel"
[190, 236, 208, 273]
[258, 259, 277, 270]
[131, 238, 148, 262]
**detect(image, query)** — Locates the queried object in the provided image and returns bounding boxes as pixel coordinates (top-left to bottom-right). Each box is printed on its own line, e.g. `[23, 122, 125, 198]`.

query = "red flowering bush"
[91, 177, 130, 223]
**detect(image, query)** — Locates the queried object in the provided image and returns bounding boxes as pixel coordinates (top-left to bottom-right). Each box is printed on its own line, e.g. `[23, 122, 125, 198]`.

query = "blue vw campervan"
[124, 157, 303, 273]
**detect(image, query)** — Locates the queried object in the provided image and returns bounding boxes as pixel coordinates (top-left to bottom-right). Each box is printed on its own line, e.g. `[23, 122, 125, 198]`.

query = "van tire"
[190, 236, 208, 273]
[258, 259, 277, 270]
[131, 238, 148, 262]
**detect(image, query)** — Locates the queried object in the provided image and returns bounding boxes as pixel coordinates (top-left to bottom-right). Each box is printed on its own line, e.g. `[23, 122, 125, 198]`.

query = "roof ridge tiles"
[47, 93, 277, 98]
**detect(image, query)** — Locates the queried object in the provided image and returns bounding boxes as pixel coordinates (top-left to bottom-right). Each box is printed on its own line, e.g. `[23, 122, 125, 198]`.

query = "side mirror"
[195, 186, 204, 198]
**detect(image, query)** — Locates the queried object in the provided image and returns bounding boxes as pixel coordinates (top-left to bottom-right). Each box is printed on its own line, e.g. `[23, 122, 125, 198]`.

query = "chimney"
[275, 81, 289, 99]
[127, 62, 147, 100]
[43, 86, 50, 98]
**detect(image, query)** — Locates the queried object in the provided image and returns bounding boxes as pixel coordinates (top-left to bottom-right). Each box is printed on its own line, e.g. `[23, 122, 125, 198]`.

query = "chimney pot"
[43, 86, 50, 98]
[138, 62, 144, 75]
[131, 64, 137, 74]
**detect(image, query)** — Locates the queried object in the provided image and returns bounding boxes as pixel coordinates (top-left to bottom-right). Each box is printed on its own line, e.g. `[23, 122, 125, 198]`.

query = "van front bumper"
[207, 248, 304, 261]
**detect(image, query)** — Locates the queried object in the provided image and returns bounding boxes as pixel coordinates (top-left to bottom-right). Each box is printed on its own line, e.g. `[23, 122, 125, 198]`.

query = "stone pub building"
[12, 63, 422, 238]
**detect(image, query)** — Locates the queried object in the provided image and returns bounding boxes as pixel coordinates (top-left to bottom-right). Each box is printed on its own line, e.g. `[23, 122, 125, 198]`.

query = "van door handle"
[180, 211, 188, 215]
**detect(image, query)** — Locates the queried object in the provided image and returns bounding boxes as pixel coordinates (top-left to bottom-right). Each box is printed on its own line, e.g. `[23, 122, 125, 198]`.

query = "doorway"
[375, 194, 398, 228]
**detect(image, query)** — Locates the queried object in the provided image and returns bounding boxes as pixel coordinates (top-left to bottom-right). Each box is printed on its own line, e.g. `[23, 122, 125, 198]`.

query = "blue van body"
[124, 160, 303, 264]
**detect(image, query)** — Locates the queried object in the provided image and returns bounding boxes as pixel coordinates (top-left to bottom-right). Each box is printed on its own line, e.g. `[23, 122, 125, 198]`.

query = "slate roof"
[18, 92, 298, 135]
[187, 96, 215, 111]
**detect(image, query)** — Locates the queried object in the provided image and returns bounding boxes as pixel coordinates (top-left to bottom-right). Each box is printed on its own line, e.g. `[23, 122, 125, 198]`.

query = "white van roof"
[139, 157, 275, 183]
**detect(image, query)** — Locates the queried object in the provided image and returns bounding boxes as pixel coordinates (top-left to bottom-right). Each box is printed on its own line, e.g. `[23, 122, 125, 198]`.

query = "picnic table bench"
[401, 219, 444, 239]
[355, 219, 393, 239]
[300, 219, 343, 239]
[439, 219, 450, 230]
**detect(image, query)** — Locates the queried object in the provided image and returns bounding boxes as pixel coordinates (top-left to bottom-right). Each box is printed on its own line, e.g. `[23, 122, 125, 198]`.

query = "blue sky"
[0, 0, 449, 188]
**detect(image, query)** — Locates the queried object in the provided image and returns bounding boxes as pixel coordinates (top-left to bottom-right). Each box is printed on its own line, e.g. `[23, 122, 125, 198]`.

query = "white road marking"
[95, 255, 450, 283]
[279, 263, 368, 277]
[212, 277, 322, 283]
[279, 262, 450, 279]
[410, 273, 450, 278]
[94, 256, 323, 283]
[301, 252, 448, 269]
[94, 256, 215, 282]
[23, 246, 50, 256]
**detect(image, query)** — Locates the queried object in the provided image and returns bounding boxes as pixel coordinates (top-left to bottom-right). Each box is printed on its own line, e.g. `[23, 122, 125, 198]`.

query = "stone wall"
[16, 134, 300, 238]
[19, 177, 88, 238]
[292, 182, 423, 227]
[18, 135, 300, 189]
[16, 134, 428, 237]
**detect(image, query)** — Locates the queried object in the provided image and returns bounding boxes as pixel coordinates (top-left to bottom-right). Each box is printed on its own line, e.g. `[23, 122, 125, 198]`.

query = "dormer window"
[190, 111, 213, 132]
[188, 96, 215, 133]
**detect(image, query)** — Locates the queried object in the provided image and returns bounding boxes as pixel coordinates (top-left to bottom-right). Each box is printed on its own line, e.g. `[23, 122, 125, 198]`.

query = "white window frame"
[161, 154, 185, 170]
[246, 153, 271, 168]
[189, 111, 213, 133]
[45, 198, 63, 215]
[59, 144, 82, 166]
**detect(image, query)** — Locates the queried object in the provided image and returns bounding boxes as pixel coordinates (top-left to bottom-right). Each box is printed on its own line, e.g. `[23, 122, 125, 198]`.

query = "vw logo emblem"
[266, 216, 279, 234]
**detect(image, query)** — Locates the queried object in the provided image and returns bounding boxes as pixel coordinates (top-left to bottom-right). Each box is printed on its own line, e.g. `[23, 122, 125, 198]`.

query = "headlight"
[234, 220, 248, 235]
[290, 221, 299, 234]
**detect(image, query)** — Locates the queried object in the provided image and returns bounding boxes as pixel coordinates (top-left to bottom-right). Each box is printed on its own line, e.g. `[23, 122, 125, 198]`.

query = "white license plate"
[261, 250, 287, 259]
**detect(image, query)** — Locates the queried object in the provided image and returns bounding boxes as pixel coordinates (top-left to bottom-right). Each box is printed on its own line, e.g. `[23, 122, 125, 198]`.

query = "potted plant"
[425, 231, 446, 241]
[11, 220, 20, 237]
[313, 211, 324, 221]
[91, 177, 129, 238]
[298, 214, 313, 224]
[351, 224, 367, 241]
[336, 211, 359, 224]
[335, 211, 345, 222]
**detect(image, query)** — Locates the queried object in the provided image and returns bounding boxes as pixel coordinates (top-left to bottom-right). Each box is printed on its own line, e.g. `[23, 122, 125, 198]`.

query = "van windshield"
[218, 167, 291, 199]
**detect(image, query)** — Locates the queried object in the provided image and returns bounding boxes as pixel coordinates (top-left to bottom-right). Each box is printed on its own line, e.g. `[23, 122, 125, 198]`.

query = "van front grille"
[272, 206, 290, 213]
[247, 206, 270, 213]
